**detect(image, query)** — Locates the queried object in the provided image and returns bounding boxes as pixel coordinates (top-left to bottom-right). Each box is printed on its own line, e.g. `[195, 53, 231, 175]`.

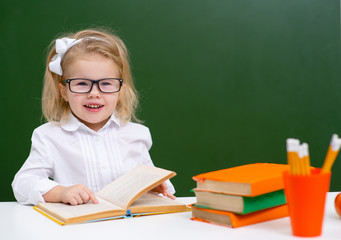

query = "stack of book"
[191, 163, 290, 228]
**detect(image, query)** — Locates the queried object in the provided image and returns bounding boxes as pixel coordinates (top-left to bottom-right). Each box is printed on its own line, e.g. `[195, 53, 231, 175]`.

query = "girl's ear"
[59, 83, 69, 102]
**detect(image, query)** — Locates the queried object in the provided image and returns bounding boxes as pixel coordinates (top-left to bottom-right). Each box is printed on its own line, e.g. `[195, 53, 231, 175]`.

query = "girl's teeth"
[86, 105, 102, 109]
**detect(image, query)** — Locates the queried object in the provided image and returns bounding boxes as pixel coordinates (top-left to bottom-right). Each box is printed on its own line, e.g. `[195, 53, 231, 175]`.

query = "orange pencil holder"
[283, 168, 331, 237]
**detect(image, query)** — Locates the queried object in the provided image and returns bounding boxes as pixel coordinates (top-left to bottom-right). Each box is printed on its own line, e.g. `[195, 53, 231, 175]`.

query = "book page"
[131, 192, 181, 207]
[37, 197, 124, 221]
[129, 192, 187, 214]
[96, 164, 175, 209]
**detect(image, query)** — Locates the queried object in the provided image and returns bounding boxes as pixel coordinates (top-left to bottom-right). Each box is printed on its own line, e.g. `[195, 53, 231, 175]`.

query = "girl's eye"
[75, 81, 90, 86]
[100, 81, 113, 86]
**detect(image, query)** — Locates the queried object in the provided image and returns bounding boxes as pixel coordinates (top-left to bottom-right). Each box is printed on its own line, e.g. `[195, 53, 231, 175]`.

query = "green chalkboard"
[1, 0, 341, 201]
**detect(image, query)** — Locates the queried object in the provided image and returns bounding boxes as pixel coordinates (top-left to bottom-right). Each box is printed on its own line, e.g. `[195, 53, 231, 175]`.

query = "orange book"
[193, 163, 290, 197]
[191, 204, 288, 228]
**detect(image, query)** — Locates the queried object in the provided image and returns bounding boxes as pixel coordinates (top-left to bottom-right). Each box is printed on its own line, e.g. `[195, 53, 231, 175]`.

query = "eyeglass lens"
[69, 79, 121, 93]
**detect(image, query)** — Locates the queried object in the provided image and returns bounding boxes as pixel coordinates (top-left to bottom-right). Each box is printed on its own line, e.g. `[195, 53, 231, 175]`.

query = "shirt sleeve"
[12, 128, 59, 205]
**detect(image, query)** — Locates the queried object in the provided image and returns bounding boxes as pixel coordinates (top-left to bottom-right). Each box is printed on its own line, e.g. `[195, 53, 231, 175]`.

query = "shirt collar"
[60, 111, 121, 132]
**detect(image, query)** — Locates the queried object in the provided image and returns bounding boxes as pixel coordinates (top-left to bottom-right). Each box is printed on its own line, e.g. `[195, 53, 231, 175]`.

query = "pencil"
[301, 143, 310, 175]
[321, 134, 341, 173]
[286, 139, 300, 175]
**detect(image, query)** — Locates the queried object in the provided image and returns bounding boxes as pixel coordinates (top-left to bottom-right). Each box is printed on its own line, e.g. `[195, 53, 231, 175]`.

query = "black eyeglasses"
[63, 78, 123, 93]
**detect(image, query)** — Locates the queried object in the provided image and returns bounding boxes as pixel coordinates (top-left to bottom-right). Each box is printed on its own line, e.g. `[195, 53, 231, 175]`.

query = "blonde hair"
[42, 28, 139, 123]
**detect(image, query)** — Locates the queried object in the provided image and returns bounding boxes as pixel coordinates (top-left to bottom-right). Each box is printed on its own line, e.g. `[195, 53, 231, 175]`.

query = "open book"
[34, 165, 188, 225]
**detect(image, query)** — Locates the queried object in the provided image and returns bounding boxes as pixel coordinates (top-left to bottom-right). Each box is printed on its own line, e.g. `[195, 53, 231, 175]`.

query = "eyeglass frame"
[62, 78, 123, 93]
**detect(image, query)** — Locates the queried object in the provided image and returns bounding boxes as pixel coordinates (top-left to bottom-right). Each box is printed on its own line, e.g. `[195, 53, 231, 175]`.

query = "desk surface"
[2, 192, 341, 240]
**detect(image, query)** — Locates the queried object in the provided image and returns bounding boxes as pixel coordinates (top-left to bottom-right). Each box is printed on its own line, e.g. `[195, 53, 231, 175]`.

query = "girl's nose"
[88, 83, 101, 97]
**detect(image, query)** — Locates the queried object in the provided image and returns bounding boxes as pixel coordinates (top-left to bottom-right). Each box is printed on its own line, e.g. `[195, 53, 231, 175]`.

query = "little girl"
[12, 28, 175, 205]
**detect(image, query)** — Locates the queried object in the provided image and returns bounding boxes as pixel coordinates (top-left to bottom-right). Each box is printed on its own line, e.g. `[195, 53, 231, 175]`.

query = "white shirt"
[12, 113, 175, 205]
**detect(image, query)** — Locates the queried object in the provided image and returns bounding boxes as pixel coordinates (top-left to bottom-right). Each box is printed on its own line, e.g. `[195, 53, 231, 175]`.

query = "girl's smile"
[59, 53, 121, 132]
[84, 104, 104, 111]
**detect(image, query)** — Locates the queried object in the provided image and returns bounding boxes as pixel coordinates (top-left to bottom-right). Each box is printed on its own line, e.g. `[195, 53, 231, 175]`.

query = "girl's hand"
[150, 182, 176, 200]
[43, 184, 99, 205]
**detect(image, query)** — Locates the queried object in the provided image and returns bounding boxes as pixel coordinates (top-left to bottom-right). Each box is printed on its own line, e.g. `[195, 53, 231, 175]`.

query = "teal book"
[194, 189, 286, 214]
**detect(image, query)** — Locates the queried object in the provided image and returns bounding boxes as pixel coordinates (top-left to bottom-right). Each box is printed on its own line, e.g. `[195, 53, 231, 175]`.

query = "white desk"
[1, 193, 341, 240]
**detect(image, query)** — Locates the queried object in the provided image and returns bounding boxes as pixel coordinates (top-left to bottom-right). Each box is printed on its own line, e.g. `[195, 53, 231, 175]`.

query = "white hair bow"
[49, 38, 83, 76]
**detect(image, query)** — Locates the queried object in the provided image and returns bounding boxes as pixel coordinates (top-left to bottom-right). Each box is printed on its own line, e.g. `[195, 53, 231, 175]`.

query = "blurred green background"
[1, 0, 341, 200]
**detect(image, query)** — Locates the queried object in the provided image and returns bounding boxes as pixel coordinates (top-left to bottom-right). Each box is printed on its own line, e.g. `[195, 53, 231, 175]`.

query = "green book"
[194, 189, 286, 214]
